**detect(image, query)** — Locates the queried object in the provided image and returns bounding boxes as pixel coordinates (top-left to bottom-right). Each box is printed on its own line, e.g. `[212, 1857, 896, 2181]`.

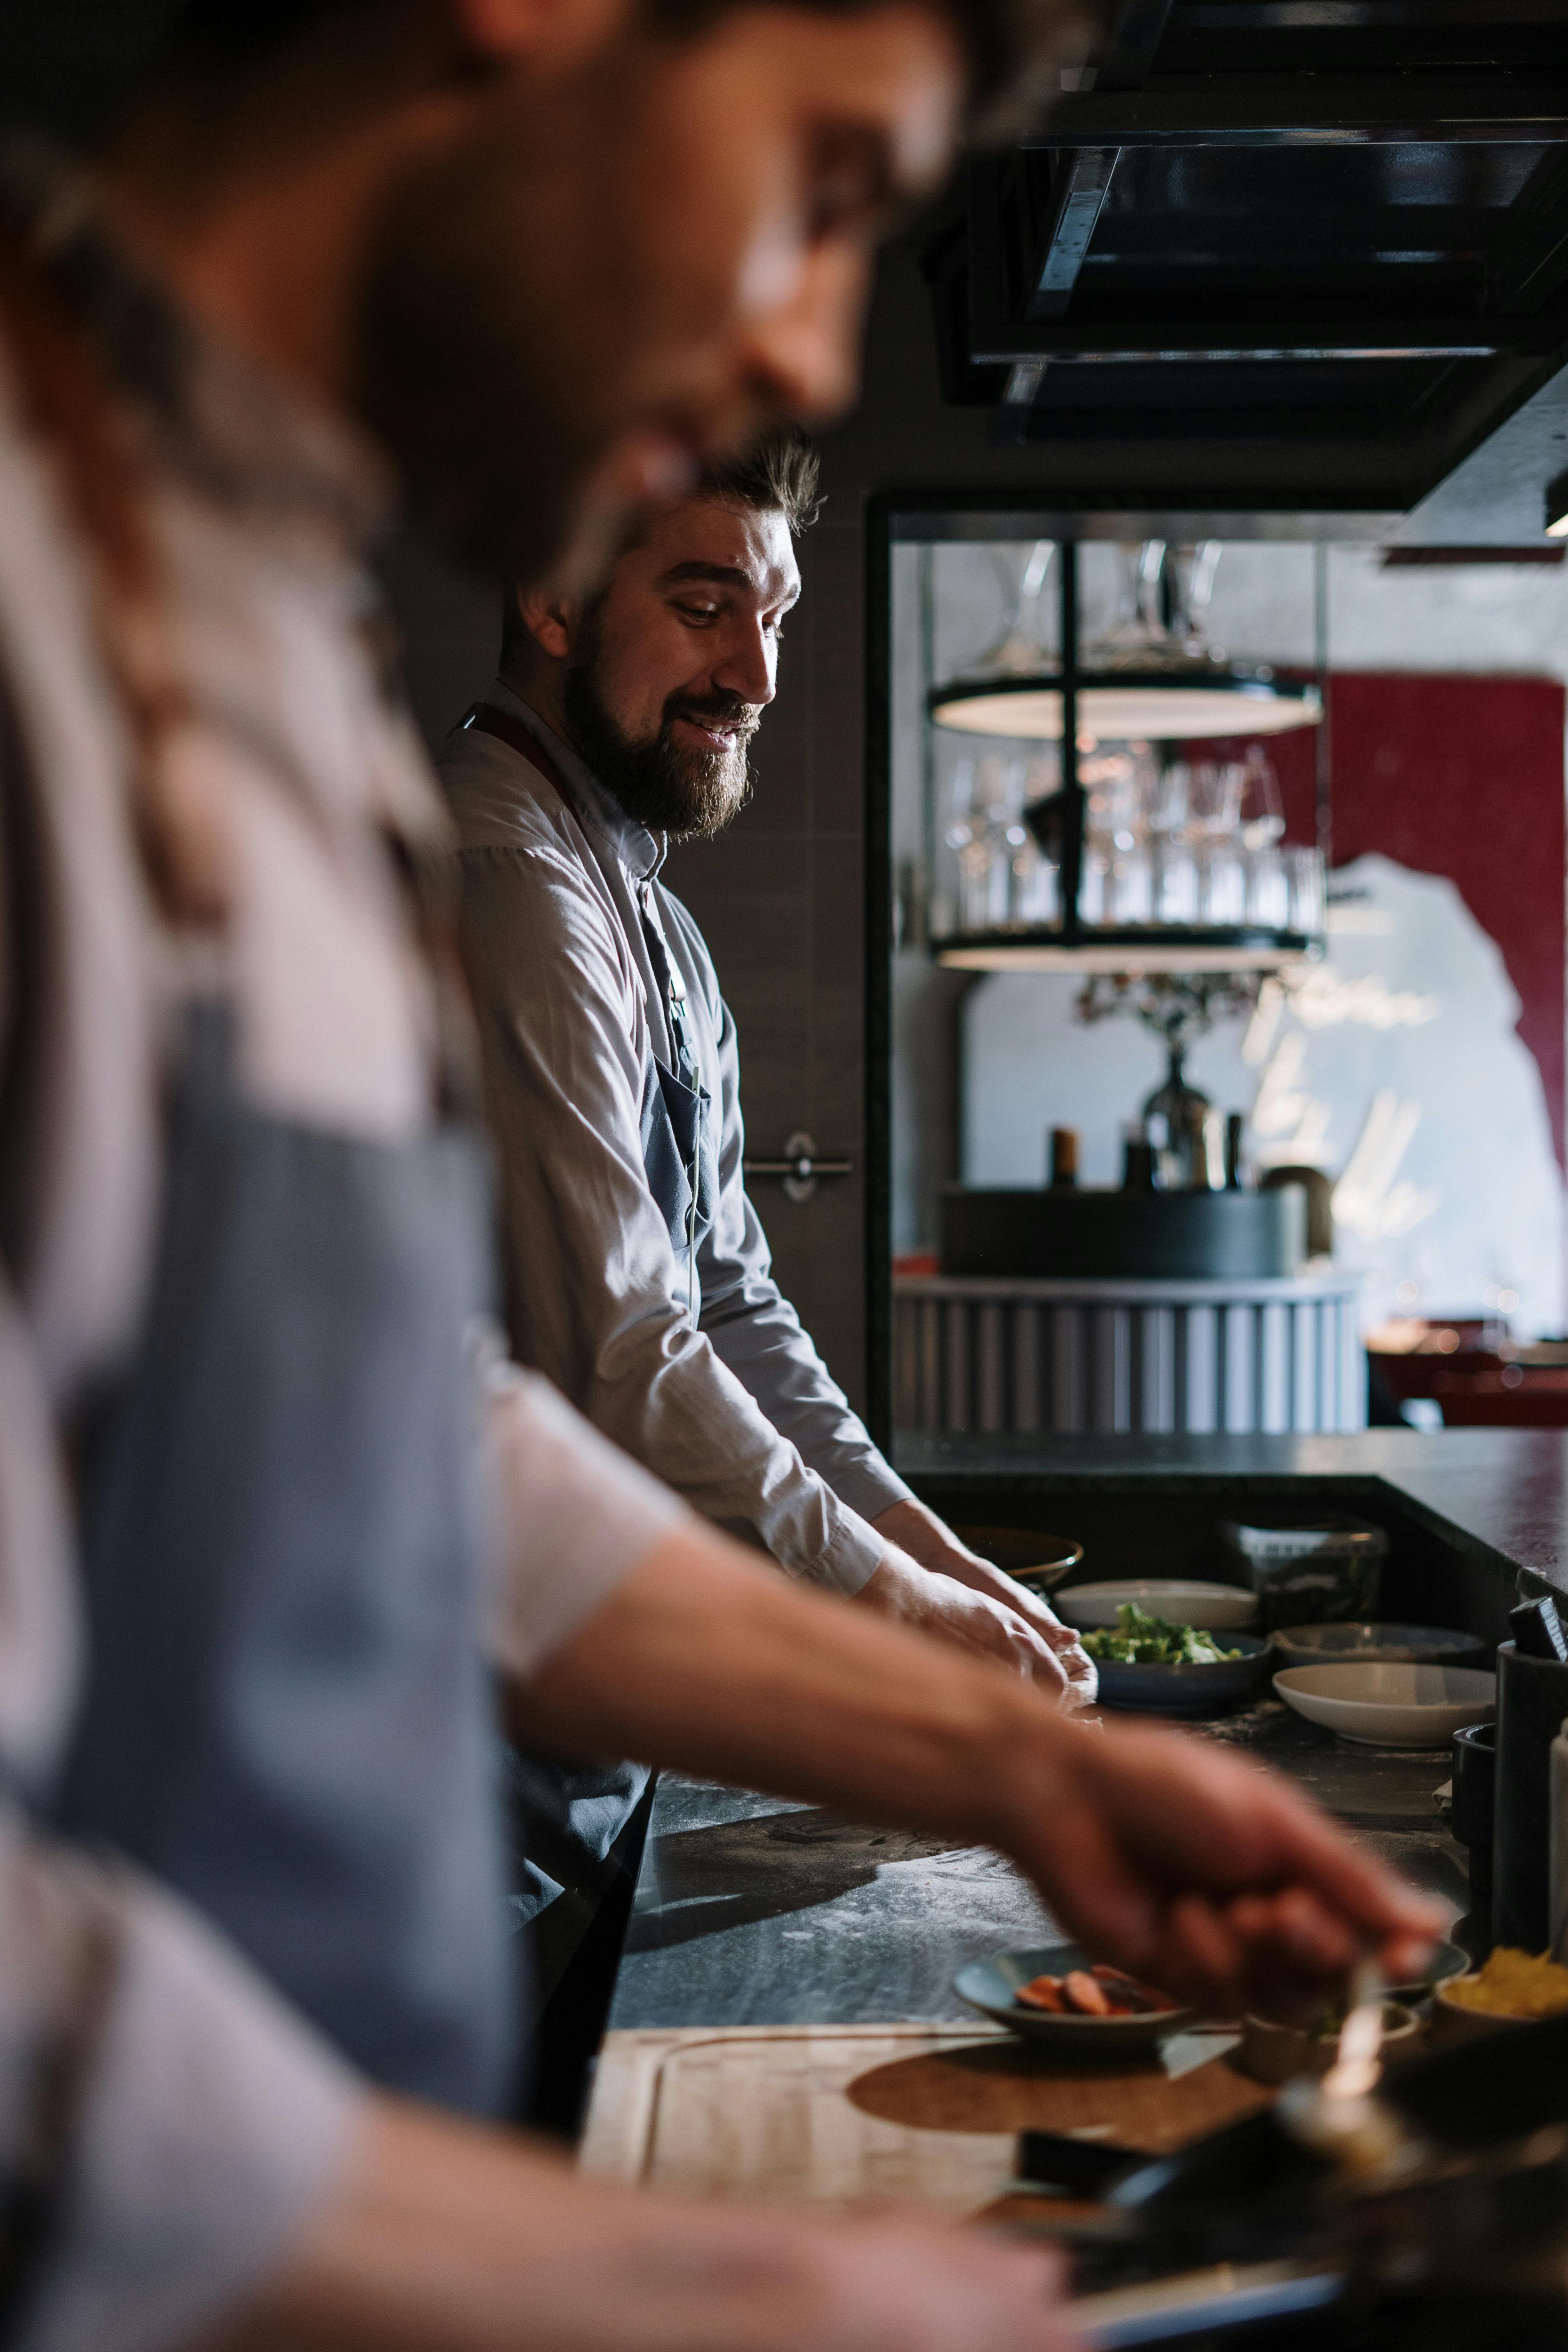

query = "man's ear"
[516, 585, 576, 661]
[447, 0, 631, 76]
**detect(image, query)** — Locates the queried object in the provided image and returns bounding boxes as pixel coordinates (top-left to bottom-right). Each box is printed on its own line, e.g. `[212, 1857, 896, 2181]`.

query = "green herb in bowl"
[1080, 1602, 1243, 1667]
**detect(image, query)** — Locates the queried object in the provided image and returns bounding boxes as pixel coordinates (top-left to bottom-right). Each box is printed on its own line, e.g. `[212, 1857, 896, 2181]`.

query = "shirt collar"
[0, 142, 393, 548]
[486, 678, 666, 887]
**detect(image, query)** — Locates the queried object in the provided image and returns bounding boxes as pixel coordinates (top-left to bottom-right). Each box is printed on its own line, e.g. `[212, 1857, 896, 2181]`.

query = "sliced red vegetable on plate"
[1062, 1969, 1114, 2016]
[1014, 1974, 1067, 2011]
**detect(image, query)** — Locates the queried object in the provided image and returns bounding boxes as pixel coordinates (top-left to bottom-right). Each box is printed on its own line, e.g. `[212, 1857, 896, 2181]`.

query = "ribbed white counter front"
[894, 1272, 1366, 1438]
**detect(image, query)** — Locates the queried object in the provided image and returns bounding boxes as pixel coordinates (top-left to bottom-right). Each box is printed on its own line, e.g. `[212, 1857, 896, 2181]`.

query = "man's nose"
[711, 622, 775, 709]
[738, 243, 869, 427]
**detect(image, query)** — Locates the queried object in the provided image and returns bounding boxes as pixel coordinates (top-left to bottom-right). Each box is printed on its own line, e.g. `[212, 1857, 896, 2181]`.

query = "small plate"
[955, 1944, 1196, 2052]
[1271, 1622, 1487, 1670]
[1092, 1632, 1273, 1717]
[955, 1525, 1084, 1596]
[1273, 1662, 1497, 1749]
[1059, 1579, 1259, 1633]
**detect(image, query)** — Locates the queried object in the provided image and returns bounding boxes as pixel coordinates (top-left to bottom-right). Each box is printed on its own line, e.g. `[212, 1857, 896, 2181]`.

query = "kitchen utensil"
[1073, 2258, 1345, 2348]
[1222, 1517, 1386, 1630]
[955, 1944, 1197, 2052]
[1269, 1622, 1486, 1670]
[1093, 1632, 1271, 1717]
[1058, 1580, 1259, 1633]
[951, 1525, 1084, 1595]
[1493, 1640, 1568, 1950]
[1272, 1663, 1495, 1748]
[1449, 1722, 1496, 1958]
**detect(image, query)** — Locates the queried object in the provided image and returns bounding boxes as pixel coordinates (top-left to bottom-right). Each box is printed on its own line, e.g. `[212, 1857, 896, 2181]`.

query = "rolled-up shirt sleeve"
[457, 840, 885, 1596]
[16, 1845, 363, 2352]
[678, 938, 912, 1530]
[479, 1347, 690, 1677]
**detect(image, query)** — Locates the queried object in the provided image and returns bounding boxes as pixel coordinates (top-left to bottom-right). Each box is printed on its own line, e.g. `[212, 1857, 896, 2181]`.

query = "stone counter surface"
[894, 1427, 1568, 1598]
[609, 1429, 1511, 2040]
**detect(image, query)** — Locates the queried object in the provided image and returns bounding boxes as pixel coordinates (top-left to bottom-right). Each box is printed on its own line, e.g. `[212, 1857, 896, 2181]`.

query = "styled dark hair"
[499, 423, 821, 672]
[699, 424, 821, 535]
[160, 0, 1109, 131]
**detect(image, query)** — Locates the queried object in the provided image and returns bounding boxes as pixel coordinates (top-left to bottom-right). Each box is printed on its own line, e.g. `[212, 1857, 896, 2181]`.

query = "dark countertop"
[612, 1712, 1471, 2037]
[608, 1428, 1523, 2040]
[892, 1428, 1568, 1599]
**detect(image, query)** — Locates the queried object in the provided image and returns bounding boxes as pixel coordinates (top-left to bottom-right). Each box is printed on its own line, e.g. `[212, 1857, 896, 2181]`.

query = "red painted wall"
[1263, 674, 1566, 1172]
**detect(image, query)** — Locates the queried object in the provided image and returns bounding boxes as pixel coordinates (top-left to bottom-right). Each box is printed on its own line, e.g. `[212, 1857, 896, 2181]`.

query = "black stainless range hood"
[924, 1, 1568, 532]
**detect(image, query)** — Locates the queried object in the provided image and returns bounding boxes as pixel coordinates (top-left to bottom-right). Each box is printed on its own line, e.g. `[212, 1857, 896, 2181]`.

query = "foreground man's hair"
[160, 0, 1109, 131]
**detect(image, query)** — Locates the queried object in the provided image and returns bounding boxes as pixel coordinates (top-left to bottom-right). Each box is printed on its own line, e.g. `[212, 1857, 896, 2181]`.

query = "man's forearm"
[206, 2097, 1071, 2352]
[511, 1522, 1040, 1859]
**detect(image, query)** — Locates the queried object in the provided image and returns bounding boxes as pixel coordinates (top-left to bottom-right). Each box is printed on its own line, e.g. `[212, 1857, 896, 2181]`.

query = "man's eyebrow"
[657, 561, 754, 590]
[658, 559, 801, 606]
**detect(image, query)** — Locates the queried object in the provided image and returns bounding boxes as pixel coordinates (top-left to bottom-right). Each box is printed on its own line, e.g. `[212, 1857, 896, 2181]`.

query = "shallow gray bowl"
[955, 1943, 1196, 2053]
[1271, 1621, 1488, 1670]
[1090, 1631, 1273, 1716]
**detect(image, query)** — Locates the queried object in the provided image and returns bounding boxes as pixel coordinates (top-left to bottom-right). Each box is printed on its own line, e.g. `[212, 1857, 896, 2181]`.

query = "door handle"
[743, 1130, 854, 1203]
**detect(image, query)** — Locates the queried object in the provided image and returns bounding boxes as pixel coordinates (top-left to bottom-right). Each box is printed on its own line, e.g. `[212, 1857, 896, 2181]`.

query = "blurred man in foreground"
[0, 5, 1436, 2350]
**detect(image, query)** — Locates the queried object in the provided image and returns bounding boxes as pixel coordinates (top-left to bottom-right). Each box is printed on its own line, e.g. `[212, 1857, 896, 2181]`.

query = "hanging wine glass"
[962, 540, 1056, 679]
[1237, 743, 1285, 849]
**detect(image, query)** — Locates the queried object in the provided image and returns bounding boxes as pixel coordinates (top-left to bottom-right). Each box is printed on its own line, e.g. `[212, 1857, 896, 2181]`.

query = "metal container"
[1493, 1642, 1568, 1953]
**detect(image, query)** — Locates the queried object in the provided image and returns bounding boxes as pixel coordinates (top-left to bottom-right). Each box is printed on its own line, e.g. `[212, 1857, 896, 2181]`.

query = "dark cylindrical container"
[1451, 1721, 1496, 1959]
[1493, 1642, 1568, 1951]
[1049, 1127, 1079, 1189]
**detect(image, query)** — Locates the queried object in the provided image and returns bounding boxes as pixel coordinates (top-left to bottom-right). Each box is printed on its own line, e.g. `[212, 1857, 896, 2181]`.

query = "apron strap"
[464, 703, 575, 807]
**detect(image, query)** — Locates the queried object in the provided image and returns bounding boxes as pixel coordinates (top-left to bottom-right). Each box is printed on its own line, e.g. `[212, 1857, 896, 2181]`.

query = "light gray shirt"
[441, 683, 911, 1595]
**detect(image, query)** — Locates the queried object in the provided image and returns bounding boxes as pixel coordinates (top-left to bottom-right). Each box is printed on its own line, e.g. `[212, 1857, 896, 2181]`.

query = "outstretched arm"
[206, 2100, 1073, 2352]
[513, 1519, 1440, 2015]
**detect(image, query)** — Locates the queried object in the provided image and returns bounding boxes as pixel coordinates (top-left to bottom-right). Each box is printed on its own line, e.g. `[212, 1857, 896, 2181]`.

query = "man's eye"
[675, 603, 721, 625]
[808, 130, 892, 242]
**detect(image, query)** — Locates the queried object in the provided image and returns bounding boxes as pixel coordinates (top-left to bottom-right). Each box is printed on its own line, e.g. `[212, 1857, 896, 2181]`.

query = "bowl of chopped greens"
[1080, 1604, 1273, 1715]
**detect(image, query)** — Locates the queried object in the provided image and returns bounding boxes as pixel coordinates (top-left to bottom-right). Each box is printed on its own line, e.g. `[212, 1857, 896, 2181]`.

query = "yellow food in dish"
[1444, 1946, 1568, 2018]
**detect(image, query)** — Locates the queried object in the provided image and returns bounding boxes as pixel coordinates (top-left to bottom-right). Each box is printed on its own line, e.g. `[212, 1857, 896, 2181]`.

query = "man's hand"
[1002, 1713, 1446, 2017]
[859, 1544, 1072, 1697]
[870, 1498, 1096, 1706]
[216, 2096, 1076, 2352]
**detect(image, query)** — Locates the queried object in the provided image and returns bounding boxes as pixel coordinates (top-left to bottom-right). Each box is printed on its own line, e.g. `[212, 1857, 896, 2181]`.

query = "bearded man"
[440, 433, 1101, 1977]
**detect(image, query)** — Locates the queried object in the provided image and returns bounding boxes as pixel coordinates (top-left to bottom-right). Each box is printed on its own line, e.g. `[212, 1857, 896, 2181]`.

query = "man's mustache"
[663, 692, 762, 741]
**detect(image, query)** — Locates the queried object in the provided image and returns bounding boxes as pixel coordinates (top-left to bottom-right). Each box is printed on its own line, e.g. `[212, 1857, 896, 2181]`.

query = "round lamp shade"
[929, 674, 1323, 743]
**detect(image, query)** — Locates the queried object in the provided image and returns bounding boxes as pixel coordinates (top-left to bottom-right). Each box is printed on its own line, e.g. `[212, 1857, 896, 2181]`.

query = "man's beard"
[563, 643, 758, 843]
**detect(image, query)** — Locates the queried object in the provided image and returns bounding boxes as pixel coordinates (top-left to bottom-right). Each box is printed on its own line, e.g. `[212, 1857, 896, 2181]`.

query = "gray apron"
[56, 1001, 517, 2115]
[464, 705, 715, 1941]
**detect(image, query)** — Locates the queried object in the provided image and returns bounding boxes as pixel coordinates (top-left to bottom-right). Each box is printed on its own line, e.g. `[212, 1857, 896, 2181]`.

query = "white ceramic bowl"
[1058, 1579, 1260, 1632]
[1273, 1662, 1496, 1748]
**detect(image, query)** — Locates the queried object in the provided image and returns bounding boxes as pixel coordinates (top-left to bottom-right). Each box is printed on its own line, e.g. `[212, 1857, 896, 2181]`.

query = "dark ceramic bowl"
[954, 1525, 1084, 1596]
[1090, 1631, 1273, 1717]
